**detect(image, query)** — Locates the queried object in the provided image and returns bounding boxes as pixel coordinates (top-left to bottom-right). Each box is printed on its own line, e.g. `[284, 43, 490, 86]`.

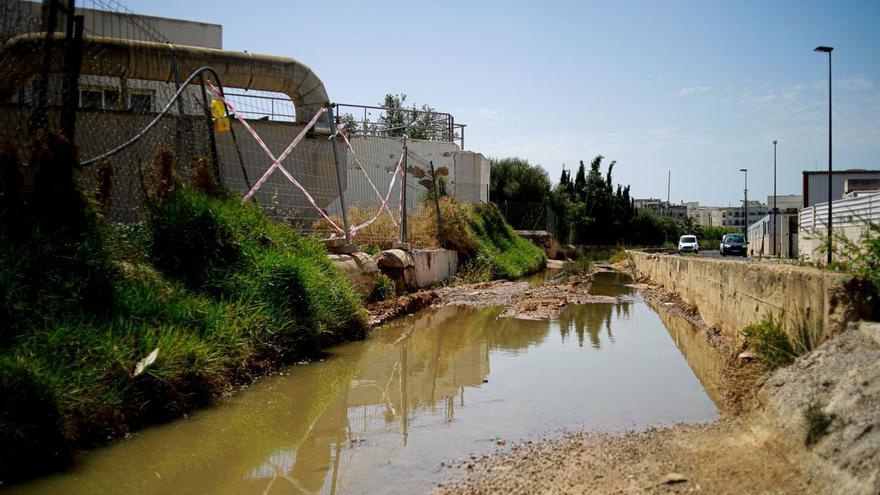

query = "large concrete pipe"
[0, 33, 330, 123]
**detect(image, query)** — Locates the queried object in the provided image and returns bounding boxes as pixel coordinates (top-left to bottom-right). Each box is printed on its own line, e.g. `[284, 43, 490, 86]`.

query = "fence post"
[328, 104, 351, 244]
[429, 160, 445, 247]
[198, 73, 221, 185]
[29, 0, 58, 134]
[60, 8, 83, 141]
[401, 136, 408, 244]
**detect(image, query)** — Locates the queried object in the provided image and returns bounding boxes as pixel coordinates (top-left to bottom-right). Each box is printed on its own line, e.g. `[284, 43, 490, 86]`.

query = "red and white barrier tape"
[350, 151, 404, 235]
[206, 82, 343, 234]
[338, 129, 400, 228]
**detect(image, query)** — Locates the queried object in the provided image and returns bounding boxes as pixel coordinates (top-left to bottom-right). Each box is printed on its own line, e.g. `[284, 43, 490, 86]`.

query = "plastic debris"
[132, 348, 159, 377]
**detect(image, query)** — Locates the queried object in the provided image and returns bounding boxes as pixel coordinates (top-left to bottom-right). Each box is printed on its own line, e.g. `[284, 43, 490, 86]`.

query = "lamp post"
[814, 45, 833, 265]
[740, 168, 748, 238]
[773, 140, 778, 256]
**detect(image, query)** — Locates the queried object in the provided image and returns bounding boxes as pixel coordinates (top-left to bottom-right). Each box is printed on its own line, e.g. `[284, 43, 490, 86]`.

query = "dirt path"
[436, 418, 819, 494]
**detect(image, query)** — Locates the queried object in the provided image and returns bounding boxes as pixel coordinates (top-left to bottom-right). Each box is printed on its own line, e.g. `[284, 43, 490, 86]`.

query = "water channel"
[9, 271, 724, 495]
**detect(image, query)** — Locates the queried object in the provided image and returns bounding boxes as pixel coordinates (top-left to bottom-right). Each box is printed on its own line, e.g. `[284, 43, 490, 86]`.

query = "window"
[80, 89, 103, 109]
[79, 88, 153, 113]
[103, 90, 121, 110]
[129, 93, 152, 114]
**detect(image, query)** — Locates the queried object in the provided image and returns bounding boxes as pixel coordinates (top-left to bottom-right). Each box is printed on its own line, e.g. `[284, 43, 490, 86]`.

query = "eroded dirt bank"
[432, 267, 879, 495]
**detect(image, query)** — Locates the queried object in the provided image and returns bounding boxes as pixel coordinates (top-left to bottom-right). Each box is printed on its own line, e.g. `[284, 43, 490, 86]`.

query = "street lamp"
[815, 45, 833, 265]
[740, 168, 748, 238]
[773, 140, 778, 257]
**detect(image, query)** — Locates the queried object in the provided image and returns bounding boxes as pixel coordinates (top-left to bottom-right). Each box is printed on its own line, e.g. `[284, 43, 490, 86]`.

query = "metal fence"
[1, 0, 215, 221]
[500, 201, 559, 238]
[1, 0, 476, 250]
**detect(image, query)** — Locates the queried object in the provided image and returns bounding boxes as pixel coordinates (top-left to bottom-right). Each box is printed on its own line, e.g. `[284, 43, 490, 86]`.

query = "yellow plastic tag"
[210, 98, 227, 119]
[213, 116, 230, 132]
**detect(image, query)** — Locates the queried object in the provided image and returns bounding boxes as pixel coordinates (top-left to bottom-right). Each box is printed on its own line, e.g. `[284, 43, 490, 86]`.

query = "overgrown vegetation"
[740, 314, 821, 369]
[827, 224, 880, 319]
[370, 274, 396, 301]
[0, 136, 365, 484]
[558, 256, 594, 282]
[804, 400, 833, 446]
[447, 201, 547, 280]
[315, 196, 546, 281]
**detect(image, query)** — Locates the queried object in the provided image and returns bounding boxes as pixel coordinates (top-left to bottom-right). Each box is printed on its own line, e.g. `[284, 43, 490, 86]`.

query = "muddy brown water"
[9, 272, 723, 495]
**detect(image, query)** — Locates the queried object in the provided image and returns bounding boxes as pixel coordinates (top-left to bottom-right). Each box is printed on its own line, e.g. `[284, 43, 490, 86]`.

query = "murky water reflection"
[9, 272, 721, 495]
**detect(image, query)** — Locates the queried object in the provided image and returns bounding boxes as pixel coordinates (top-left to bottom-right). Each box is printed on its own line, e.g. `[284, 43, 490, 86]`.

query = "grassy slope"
[444, 201, 546, 279]
[0, 177, 365, 483]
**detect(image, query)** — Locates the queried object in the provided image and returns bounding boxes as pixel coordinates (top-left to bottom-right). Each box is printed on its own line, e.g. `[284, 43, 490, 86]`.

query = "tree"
[377, 93, 448, 141]
[489, 157, 551, 205]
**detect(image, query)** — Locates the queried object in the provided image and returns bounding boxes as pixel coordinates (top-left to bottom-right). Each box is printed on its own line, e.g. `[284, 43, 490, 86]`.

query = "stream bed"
[9, 272, 724, 495]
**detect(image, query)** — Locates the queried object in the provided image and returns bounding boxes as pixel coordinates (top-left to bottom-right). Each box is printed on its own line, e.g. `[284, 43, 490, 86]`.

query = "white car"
[678, 235, 699, 254]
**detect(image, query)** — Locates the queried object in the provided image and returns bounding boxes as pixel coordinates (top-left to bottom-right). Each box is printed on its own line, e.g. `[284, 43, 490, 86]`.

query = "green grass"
[740, 313, 822, 369]
[0, 139, 366, 485]
[558, 256, 594, 281]
[804, 400, 833, 446]
[465, 203, 547, 280]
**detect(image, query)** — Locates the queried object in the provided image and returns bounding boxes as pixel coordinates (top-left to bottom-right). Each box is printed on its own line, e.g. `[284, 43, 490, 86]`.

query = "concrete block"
[328, 252, 379, 295]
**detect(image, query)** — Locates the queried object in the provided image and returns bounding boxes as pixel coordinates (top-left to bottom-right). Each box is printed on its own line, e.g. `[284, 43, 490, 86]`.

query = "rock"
[659, 472, 688, 484]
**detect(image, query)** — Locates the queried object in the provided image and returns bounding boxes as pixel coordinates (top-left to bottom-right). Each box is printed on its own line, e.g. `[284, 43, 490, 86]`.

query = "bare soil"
[436, 418, 820, 495]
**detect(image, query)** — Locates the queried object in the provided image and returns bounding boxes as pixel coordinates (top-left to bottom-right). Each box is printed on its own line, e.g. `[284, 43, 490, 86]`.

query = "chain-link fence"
[500, 201, 559, 238]
[2, 0, 478, 250]
[1, 0, 217, 222]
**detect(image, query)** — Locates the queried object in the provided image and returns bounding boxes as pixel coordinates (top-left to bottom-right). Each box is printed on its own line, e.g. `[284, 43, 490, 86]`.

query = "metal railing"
[334, 102, 465, 149]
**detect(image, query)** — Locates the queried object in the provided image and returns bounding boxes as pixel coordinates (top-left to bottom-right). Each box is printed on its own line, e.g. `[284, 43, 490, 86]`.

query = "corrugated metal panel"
[804, 171, 880, 207]
[800, 192, 880, 232]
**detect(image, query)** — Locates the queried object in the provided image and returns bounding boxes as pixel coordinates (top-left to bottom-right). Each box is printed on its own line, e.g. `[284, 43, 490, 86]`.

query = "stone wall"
[628, 251, 862, 343]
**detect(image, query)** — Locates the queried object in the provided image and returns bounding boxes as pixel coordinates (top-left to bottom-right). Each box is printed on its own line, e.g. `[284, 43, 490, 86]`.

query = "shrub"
[740, 314, 795, 368]
[370, 274, 396, 301]
[828, 224, 880, 318]
[558, 256, 594, 281]
[739, 313, 821, 369]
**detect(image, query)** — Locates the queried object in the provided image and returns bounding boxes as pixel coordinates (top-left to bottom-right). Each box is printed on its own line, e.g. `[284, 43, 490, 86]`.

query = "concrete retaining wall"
[373, 248, 459, 293]
[628, 251, 862, 343]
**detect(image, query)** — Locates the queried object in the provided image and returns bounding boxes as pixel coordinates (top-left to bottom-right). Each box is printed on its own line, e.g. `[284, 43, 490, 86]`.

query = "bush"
[740, 314, 820, 369]
[558, 256, 594, 281]
[370, 274, 396, 301]
[740, 314, 796, 368]
[828, 224, 880, 318]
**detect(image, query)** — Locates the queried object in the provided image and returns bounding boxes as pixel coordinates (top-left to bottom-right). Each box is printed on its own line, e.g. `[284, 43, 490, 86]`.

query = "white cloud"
[837, 75, 874, 91]
[678, 85, 711, 96]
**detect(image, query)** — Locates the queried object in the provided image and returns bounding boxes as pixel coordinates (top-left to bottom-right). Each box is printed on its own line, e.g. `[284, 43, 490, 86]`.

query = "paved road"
[699, 249, 749, 260]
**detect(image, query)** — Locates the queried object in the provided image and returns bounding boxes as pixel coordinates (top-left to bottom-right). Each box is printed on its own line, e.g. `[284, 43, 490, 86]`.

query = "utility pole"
[740, 169, 748, 238]
[814, 45, 834, 265]
[666, 170, 671, 215]
[773, 140, 778, 257]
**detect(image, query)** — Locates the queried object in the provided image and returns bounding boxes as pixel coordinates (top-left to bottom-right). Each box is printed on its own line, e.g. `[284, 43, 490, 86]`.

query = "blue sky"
[127, 0, 879, 206]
